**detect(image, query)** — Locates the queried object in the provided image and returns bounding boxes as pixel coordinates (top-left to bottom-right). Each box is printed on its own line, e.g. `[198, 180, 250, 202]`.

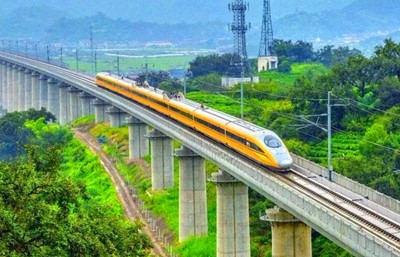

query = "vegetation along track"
[281, 169, 400, 249]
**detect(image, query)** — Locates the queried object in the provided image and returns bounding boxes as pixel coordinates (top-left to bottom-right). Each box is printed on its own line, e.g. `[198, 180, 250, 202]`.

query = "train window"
[249, 142, 262, 152]
[226, 131, 246, 144]
[264, 135, 281, 148]
[194, 117, 223, 134]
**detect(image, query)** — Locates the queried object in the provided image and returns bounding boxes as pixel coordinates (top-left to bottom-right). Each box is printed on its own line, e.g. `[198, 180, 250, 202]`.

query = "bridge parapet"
[291, 154, 400, 215]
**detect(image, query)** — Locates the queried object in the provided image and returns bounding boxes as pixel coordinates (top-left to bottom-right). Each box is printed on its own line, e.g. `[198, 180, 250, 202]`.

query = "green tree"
[373, 38, 400, 80]
[191, 73, 223, 92]
[0, 113, 152, 256]
[189, 53, 235, 77]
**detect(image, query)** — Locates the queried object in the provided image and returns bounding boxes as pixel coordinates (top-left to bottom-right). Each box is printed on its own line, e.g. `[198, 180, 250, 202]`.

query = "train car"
[95, 73, 293, 171]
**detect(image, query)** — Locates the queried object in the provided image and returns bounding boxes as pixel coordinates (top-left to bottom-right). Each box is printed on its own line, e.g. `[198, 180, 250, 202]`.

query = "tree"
[273, 40, 314, 63]
[373, 39, 400, 80]
[332, 54, 374, 97]
[189, 53, 238, 77]
[159, 78, 184, 94]
[137, 70, 170, 88]
[0, 109, 56, 160]
[0, 113, 152, 256]
[191, 73, 223, 92]
[375, 77, 400, 110]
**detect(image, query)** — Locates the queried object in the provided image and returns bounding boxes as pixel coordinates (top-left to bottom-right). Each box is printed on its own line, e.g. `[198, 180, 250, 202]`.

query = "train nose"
[280, 159, 293, 168]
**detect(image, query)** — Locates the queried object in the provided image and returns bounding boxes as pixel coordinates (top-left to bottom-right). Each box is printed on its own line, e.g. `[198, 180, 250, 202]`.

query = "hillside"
[275, 0, 400, 40]
[0, 0, 352, 23]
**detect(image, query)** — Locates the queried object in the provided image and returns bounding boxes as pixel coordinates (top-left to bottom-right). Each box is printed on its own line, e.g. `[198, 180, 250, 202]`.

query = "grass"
[87, 121, 219, 257]
[63, 54, 196, 74]
[258, 63, 328, 86]
[60, 136, 124, 216]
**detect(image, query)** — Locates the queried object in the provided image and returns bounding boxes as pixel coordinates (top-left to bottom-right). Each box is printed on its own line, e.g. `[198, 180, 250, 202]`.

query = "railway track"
[280, 169, 400, 249]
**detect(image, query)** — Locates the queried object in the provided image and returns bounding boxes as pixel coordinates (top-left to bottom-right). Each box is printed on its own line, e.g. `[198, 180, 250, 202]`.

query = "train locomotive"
[95, 73, 293, 171]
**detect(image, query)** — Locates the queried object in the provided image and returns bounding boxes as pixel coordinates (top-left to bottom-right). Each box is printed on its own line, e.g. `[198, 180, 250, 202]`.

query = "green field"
[62, 54, 196, 74]
[258, 63, 328, 86]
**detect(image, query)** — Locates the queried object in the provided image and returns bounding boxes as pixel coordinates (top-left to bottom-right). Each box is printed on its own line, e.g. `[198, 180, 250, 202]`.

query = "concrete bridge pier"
[24, 69, 32, 110]
[67, 87, 81, 122]
[38, 74, 48, 110]
[0, 62, 5, 113]
[174, 146, 208, 242]
[211, 170, 250, 257]
[4, 63, 11, 112]
[79, 92, 94, 117]
[11, 65, 18, 112]
[106, 106, 125, 127]
[47, 78, 59, 119]
[125, 116, 149, 159]
[17, 67, 25, 111]
[146, 129, 174, 190]
[6, 63, 13, 112]
[261, 206, 312, 257]
[93, 98, 109, 123]
[31, 72, 40, 110]
[58, 82, 70, 125]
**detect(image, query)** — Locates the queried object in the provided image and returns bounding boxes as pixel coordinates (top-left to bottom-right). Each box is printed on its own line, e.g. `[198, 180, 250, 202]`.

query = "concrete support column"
[175, 146, 208, 242]
[67, 87, 81, 122]
[17, 67, 25, 111]
[38, 74, 48, 110]
[58, 82, 70, 125]
[11, 65, 18, 112]
[0, 62, 4, 113]
[79, 92, 94, 117]
[47, 78, 59, 118]
[0, 62, 5, 113]
[211, 170, 250, 257]
[92, 98, 109, 123]
[146, 129, 174, 190]
[261, 207, 312, 257]
[106, 106, 125, 127]
[31, 72, 40, 110]
[5, 64, 12, 112]
[125, 116, 149, 159]
[24, 69, 32, 110]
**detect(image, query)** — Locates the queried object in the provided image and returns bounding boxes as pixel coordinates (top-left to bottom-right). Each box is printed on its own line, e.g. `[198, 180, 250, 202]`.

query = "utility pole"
[60, 47, 63, 66]
[144, 56, 149, 82]
[240, 65, 244, 119]
[75, 49, 79, 72]
[46, 45, 50, 63]
[94, 51, 97, 74]
[116, 52, 120, 76]
[90, 26, 94, 74]
[327, 91, 332, 181]
[295, 91, 348, 181]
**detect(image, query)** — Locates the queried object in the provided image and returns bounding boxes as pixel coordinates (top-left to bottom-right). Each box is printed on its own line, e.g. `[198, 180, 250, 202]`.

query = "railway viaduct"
[0, 51, 399, 257]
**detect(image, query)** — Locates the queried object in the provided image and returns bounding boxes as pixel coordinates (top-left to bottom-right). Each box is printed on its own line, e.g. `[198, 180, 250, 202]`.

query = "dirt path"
[73, 128, 169, 257]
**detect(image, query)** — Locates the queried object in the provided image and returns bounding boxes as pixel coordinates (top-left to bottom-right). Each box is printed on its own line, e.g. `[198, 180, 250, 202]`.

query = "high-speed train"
[95, 73, 293, 171]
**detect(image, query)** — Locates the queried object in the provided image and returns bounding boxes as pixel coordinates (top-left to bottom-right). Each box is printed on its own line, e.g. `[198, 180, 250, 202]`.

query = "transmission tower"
[259, 0, 274, 56]
[229, 0, 251, 74]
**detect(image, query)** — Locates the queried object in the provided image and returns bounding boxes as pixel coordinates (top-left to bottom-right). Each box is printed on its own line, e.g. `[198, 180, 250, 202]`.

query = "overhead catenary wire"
[173, 77, 400, 157]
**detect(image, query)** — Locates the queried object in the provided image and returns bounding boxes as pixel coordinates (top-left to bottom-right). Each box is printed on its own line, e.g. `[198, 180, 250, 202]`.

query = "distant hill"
[0, 6, 67, 39]
[0, 0, 352, 23]
[0, 0, 398, 54]
[275, 0, 400, 40]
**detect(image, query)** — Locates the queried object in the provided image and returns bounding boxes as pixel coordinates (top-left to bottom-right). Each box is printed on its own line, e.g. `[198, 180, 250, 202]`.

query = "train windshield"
[264, 135, 282, 148]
